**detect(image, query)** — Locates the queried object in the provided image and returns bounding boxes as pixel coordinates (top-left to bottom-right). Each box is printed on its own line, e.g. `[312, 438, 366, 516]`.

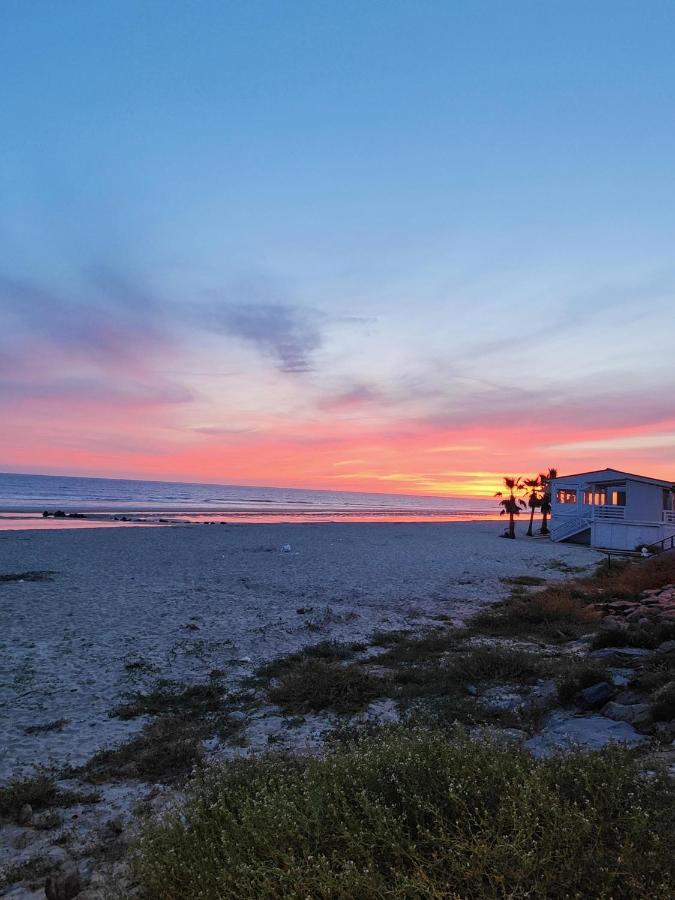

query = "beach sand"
[0, 521, 597, 780]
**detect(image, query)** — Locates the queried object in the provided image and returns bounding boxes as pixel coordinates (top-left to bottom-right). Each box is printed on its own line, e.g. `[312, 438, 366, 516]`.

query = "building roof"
[553, 468, 675, 489]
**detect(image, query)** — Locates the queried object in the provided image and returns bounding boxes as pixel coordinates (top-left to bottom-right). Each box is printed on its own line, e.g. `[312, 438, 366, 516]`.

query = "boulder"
[45, 869, 81, 900]
[602, 701, 652, 727]
[526, 711, 648, 757]
[590, 647, 651, 659]
[580, 681, 614, 709]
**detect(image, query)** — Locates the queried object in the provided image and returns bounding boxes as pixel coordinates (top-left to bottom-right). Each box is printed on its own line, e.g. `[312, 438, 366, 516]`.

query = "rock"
[653, 721, 675, 742]
[607, 667, 634, 687]
[45, 846, 71, 867]
[580, 681, 614, 709]
[614, 688, 647, 704]
[13, 831, 32, 849]
[45, 869, 81, 900]
[602, 701, 652, 727]
[480, 686, 526, 711]
[589, 647, 651, 659]
[33, 810, 61, 829]
[656, 640, 675, 654]
[17, 802, 33, 825]
[528, 679, 558, 709]
[601, 615, 626, 628]
[526, 711, 648, 757]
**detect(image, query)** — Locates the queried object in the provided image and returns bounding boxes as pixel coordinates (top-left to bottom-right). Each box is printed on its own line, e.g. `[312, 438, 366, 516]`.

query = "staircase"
[550, 516, 591, 543]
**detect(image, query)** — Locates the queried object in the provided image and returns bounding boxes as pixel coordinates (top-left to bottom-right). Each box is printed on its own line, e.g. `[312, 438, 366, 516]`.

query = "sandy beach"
[0, 521, 596, 780]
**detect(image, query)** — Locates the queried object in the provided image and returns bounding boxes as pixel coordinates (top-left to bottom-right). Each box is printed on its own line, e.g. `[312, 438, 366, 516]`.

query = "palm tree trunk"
[508, 512, 515, 538]
[526, 505, 535, 536]
[540, 511, 549, 535]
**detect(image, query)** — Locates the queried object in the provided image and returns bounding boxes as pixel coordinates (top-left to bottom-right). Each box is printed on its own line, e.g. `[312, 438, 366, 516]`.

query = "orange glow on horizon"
[3, 409, 674, 500]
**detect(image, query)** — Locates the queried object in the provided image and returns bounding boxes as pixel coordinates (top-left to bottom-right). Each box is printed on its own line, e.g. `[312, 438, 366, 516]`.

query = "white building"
[550, 468, 675, 551]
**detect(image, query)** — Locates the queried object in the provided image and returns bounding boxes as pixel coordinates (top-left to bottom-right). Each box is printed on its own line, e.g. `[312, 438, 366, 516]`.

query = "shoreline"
[0, 511, 507, 530]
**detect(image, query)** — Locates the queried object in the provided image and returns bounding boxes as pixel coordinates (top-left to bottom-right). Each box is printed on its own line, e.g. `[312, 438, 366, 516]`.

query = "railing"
[646, 533, 675, 554]
[550, 516, 590, 541]
[593, 506, 625, 520]
[663, 510, 675, 524]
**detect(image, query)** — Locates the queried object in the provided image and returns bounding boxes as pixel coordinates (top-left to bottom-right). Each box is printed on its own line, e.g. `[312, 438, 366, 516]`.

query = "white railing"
[594, 506, 625, 520]
[550, 516, 590, 541]
[663, 510, 675, 524]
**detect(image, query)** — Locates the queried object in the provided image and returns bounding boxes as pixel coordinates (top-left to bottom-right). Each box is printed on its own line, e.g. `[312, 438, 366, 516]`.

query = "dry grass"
[590, 553, 675, 599]
[470, 585, 599, 642]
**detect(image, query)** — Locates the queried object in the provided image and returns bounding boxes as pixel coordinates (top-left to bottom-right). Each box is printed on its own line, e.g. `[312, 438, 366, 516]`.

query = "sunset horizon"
[2, 6, 675, 895]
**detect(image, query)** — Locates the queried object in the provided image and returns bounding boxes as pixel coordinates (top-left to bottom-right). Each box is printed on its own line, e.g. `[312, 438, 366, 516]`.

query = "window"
[609, 490, 626, 506]
[583, 490, 606, 505]
[556, 489, 577, 504]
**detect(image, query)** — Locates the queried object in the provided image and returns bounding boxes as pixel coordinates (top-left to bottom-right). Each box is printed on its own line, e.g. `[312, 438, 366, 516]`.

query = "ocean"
[0, 471, 497, 527]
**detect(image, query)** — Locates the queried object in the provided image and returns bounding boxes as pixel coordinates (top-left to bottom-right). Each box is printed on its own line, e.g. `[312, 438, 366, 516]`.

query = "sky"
[1, 1, 675, 497]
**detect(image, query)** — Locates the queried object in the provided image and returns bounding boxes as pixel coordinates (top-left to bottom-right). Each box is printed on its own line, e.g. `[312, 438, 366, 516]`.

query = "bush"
[268, 659, 384, 713]
[256, 640, 363, 679]
[557, 661, 611, 705]
[470, 586, 598, 641]
[135, 730, 675, 899]
[0, 772, 97, 822]
[591, 620, 675, 651]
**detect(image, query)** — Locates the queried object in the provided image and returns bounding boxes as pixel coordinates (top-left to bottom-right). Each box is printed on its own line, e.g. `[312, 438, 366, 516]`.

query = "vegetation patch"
[124, 659, 160, 674]
[268, 659, 384, 713]
[591, 553, 675, 599]
[0, 570, 56, 583]
[82, 716, 210, 784]
[374, 627, 460, 665]
[112, 681, 225, 720]
[591, 620, 675, 651]
[501, 574, 547, 586]
[0, 856, 54, 893]
[470, 585, 598, 642]
[255, 639, 364, 680]
[556, 660, 612, 705]
[23, 718, 69, 735]
[651, 682, 675, 721]
[135, 730, 675, 900]
[0, 771, 98, 822]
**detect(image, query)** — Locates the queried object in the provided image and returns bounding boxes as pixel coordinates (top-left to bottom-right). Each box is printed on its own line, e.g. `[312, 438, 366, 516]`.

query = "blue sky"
[1, 2, 674, 493]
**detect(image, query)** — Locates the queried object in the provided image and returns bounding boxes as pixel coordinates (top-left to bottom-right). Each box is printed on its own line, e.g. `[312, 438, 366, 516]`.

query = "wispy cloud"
[206, 301, 324, 373]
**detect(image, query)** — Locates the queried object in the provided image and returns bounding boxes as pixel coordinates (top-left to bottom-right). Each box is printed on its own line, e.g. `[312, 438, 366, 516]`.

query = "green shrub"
[0, 772, 97, 822]
[112, 681, 225, 720]
[268, 659, 384, 713]
[557, 661, 611, 705]
[375, 627, 459, 664]
[256, 640, 363, 679]
[135, 730, 675, 899]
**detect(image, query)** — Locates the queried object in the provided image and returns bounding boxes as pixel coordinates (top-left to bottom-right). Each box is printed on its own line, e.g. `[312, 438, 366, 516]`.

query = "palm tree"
[495, 476, 527, 539]
[523, 476, 542, 536]
[538, 467, 558, 535]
